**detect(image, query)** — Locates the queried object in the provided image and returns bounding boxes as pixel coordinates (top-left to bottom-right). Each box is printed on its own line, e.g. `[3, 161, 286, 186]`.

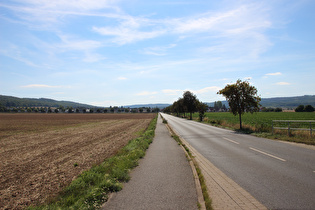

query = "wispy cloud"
[21, 84, 62, 88]
[194, 86, 221, 94]
[0, 0, 120, 25]
[276, 82, 290, 85]
[92, 17, 166, 45]
[141, 44, 176, 56]
[266, 72, 282, 76]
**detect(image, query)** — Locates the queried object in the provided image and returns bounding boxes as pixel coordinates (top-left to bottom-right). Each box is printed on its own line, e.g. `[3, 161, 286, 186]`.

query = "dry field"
[0, 113, 155, 209]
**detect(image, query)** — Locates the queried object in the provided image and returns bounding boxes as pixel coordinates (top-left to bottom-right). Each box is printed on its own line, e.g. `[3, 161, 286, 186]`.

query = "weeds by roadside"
[29, 115, 157, 210]
[191, 112, 315, 145]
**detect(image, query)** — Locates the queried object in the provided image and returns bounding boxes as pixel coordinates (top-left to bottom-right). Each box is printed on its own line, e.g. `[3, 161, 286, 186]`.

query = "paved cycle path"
[102, 115, 198, 210]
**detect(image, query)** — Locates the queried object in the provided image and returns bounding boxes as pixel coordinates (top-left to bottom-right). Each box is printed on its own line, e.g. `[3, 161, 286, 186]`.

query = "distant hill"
[259, 95, 315, 108]
[1, 95, 314, 110]
[0, 95, 96, 108]
[207, 95, 315, 109]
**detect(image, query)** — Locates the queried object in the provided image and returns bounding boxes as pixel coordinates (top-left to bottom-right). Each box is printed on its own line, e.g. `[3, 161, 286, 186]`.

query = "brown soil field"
[0, 113, 155, 209]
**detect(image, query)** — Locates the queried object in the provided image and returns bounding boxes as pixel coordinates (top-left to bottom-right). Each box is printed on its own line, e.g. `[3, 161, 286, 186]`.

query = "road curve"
[161, 113, 315, 210]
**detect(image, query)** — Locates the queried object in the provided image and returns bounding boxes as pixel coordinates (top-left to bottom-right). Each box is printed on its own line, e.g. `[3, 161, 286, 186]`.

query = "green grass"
[191, 112, 315, 145]
[30, 115, 157, 210]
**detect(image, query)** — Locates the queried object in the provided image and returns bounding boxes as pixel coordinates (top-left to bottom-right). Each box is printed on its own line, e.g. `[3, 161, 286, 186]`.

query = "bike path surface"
[102, 115, 198, 210]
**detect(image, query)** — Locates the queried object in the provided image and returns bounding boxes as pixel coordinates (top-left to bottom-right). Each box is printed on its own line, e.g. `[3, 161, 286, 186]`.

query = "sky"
[1, 0, 315, 107]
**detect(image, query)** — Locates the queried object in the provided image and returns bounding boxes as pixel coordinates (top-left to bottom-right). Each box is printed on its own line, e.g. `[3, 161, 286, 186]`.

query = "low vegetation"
[192, 112, 315, 145]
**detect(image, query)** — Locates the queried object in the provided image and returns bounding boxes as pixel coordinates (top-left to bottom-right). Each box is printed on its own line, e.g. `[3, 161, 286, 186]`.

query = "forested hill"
[0, 95, 95, 108]
[259, 95, 315, 108]
[207, 95, 315, 109]
[1, 94, 314, 109]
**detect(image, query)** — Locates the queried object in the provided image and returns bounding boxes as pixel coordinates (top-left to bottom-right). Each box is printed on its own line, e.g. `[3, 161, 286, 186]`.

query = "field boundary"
[272, 120, 314, 136]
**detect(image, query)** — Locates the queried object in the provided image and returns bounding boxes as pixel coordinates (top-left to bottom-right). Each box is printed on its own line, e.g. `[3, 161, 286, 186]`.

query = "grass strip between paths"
[30, 115, 157, 210]
[161, 114, 213, 210]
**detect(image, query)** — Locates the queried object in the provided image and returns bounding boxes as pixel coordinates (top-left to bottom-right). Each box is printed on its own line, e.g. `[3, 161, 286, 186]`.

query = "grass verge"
[189, 112, 315, 145]
[160, 114, 213, 210]
[30, 115, 157, 210]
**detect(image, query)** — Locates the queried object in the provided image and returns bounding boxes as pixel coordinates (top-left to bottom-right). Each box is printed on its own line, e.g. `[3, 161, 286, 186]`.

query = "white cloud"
[92, 17, 166, 45]
[57, 34, 102, 51]
[2, 0, 120, 24]
[21, 84, 62, 88]
[141, 44, 176, 56]
[194, 86, 220, 94]
[266, 72, 282, 76]
[276, 82, 290, 85]
[83, 52, 106, 63]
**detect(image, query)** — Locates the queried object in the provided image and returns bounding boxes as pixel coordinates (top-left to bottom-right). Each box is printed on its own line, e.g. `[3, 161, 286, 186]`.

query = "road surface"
[161, 113, 315, 210]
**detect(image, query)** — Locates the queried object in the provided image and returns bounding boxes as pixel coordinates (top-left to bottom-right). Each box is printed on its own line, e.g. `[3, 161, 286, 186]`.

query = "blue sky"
[1, 0, 314, 107]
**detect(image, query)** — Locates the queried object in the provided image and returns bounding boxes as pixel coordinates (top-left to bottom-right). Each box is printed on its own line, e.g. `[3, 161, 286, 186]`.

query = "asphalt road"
[161, 113, 315, 210]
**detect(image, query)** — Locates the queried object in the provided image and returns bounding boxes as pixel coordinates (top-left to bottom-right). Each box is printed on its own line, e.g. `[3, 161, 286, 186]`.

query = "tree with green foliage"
[304, 105, 314, 112]
[214, 101, 222, 111]
[217, 79, 261, 130]
[197, 100, 208, 122]
[295, 105, 305, 112]
[172, 98, 186, 117]
[183, 91, 198, 120]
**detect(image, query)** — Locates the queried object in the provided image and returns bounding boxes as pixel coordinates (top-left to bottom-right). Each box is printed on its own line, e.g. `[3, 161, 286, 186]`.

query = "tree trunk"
[239, 113, 242, 130]
[190, 112, 192, 120]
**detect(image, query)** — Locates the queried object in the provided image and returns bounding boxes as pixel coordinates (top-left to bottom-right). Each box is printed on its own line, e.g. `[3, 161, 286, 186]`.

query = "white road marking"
[250, 147, 286, 162]
[223, 137, 240, 145]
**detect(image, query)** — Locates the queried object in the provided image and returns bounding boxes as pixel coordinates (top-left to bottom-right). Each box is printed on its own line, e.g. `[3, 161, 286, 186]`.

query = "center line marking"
[250, 147, 286, 162]
[223, 137, 240, 145]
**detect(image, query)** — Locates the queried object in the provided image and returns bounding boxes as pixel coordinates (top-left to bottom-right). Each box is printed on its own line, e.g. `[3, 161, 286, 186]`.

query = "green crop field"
[191, 112, 315, 145]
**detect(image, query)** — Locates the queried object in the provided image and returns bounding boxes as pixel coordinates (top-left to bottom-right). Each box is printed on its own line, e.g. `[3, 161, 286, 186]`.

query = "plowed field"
[0, 113, 155, 209]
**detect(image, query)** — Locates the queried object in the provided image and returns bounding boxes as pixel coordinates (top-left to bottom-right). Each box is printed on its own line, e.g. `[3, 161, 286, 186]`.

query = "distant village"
[0, 105, 161, 113]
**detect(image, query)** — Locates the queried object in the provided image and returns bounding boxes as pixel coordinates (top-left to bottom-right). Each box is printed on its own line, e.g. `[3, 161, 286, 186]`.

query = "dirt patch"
[0, 113, 155, 209]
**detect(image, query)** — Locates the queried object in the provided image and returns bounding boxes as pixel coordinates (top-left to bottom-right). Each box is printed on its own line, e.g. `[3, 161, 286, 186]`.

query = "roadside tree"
[217, 79, 261, 130]
[183, 91, 198, 120]
[304, 105, 315, 112]
[197, 100, 208, 122]
[295, 105, 305, 112]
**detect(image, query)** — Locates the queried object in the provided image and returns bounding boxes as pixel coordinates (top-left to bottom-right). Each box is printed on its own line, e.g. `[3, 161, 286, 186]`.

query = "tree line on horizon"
[0, 105, 160, 113]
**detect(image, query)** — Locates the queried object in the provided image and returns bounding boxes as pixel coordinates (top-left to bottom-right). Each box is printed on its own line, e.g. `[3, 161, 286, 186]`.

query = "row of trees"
[164, 80, 261, 130]
[0, 105, 160, 113]
[163, 91, 208, 121]
[295, 105, 315, 112]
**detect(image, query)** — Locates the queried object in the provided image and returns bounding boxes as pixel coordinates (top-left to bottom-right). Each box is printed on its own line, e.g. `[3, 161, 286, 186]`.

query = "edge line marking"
[250, 147, 286, 162]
